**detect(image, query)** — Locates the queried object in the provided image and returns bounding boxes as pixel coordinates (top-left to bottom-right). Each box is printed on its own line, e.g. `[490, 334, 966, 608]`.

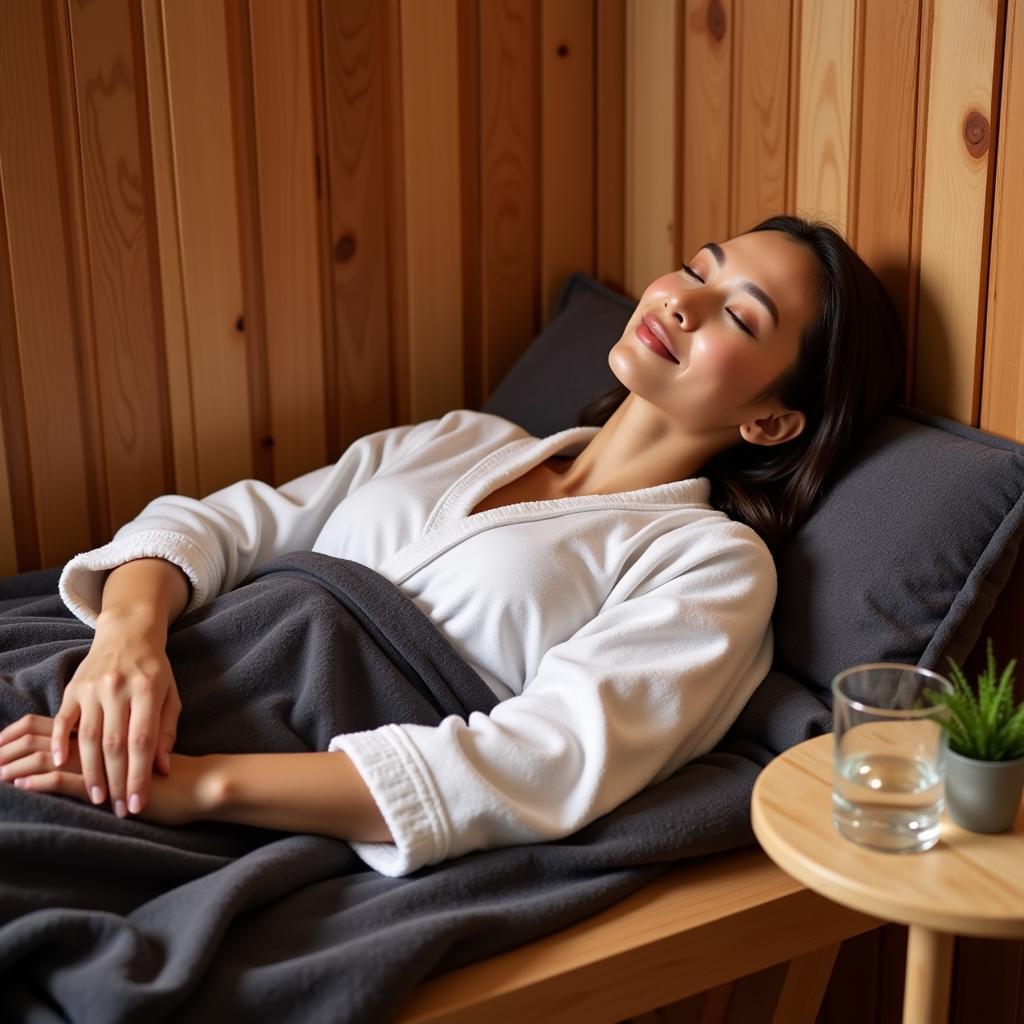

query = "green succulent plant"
[921, 637, 1024, 761]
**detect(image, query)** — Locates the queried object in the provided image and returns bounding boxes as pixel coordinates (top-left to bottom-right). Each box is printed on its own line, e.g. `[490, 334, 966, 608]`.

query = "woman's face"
[609, 229, 821, 441]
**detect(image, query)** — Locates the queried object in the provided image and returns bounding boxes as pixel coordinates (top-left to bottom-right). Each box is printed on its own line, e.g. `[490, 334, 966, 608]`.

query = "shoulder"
[623, 508, 776, 602]
[392, 408, 529, 457]
[686, 512, 776, 581]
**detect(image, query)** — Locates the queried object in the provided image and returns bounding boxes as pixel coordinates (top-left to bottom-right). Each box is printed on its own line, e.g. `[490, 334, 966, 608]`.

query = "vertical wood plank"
[162, 0, 253, 495]
[793, 0, 856, 233]
[851, 0, 921, 333]
[785, 0, 801, 214]
[0, 139, 39, 573]
[399, 0, 464, 420]
[49, 0, 112, 550]
[249, 0, 327, 483]
[625, 0, 678, 297]
[0, 408, 16, 577]
[478, 0, 540, 398]
[730, 0, 790, 237]
[913, 0, 1001, 424]
[681, 0, 732, 261]
[0, 0, 95, 567]
[66, 0, 175, 527]
[595, 0, 626, 293]
[981, 0, 1024, 441]
[905, 0, 934, 408]
[384, 0, 411, 425]
[456, 0, 482, 408]
[139, 0, 199, 499]
[540, 0, 594, 325]
[225, 0, 274, 487]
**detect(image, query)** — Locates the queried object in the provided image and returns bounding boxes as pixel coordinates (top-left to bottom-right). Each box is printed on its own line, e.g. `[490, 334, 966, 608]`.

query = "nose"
[663, 294, 693, 331]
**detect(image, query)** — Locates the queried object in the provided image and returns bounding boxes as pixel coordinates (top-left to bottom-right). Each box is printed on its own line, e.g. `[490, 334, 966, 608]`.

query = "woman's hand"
[44, 613, 183, 818]
[0, 714, 220, 827]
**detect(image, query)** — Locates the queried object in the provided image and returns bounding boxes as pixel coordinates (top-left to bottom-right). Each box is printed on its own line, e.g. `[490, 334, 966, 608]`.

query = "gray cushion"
[483, 272, 632, 438]
[484, 271, 1024, 706]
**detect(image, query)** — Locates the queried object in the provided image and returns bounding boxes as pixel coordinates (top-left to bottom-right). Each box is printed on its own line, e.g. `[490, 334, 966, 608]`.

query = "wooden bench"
[394, 844, 884, 1023]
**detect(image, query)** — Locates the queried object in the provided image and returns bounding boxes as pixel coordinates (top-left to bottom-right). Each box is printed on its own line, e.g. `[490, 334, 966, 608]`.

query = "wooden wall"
[1, 1, 1023, 1020]
[2, 0, 1022, 573]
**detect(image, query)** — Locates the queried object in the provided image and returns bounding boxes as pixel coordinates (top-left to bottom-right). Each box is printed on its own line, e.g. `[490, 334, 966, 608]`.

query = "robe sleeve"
[328, 525, 777, 876]
[58, 417, 442, 628]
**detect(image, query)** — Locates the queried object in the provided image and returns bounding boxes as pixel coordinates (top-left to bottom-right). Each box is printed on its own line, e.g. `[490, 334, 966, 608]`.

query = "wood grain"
[162, 0, 253, 496]
[139, 0, 199, 499]
[323, 0, 404, 442]
[681, 0, 732, 262]
[851, 0, 922, 333]
[0, 424, 14, 577]
[0, 0, 95, 566]
[394, 845, 882, 1024]
[793, 0, 855, 233]
[249, 0, 327, 484]
[478, 0, 540, 399]
[625, 0, 678, 298]
[66, 0, 174, 527]
[0, 125, 36, 574]
[752, 733, 1024, 939]
[595, 0, 626, 293]
[540, 0, 594, 325]
[913, 0, 1001, 424]
[981, 0, 1024, 442]
[730, 0, 791, 237]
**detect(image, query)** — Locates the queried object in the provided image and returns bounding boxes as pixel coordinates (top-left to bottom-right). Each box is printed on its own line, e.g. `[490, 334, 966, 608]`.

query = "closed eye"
[681, 263, 756, 337]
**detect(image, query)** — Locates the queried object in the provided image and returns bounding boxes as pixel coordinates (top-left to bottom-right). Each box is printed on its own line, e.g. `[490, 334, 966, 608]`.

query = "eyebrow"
[700, 241, 780, 328]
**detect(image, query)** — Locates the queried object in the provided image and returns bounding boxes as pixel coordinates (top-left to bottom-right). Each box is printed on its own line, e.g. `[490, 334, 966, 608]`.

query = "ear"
[739, 408, 806, 447]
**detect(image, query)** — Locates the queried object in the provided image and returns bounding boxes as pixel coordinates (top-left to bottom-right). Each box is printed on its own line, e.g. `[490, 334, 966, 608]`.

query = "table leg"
[902, 924, 954, 1024]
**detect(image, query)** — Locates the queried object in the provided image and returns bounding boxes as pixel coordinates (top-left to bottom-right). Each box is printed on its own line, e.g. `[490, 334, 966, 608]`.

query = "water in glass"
[833, 750, 944, 851]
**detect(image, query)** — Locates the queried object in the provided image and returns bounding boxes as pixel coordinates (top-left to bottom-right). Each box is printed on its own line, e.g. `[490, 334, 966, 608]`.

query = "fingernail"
[91, 786, 104, 804]
[128, 793, 141, 814]
[52, 749, 62, 767]
[115, 799, 127, 818]
[14, 778, 25, 788]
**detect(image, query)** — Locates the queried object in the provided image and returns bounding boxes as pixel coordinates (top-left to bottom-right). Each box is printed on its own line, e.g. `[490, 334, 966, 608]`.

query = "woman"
[0, 214, 905, 877]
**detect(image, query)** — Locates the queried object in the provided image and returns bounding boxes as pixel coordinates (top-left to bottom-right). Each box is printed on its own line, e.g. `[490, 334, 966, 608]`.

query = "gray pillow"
[484, 271, 1024, 705]
[483, 272, 633, 437]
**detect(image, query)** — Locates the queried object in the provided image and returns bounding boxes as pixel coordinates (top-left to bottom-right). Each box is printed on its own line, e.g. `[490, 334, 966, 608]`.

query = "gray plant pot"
[944, 747, 1024, 833]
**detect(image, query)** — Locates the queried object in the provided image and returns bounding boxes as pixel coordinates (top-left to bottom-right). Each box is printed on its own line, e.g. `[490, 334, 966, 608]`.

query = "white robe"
[59, 409, 776, 876]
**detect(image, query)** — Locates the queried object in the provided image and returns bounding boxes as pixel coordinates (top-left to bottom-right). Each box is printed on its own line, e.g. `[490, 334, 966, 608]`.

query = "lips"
[637, 314, 680, 363]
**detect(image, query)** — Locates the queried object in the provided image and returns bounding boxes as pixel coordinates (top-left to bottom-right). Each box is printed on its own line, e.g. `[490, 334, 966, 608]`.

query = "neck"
[549, 393, 740, 496]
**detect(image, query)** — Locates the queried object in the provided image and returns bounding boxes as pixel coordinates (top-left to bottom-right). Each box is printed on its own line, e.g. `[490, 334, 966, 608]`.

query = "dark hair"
[578, 214, 906, 554]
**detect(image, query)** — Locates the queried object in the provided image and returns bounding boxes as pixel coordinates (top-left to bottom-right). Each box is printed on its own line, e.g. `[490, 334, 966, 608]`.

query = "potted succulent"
[921, 638, 1024, 832]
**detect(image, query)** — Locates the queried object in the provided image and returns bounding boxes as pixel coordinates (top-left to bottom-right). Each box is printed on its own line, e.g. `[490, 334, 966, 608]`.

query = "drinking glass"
[832, 663, 955, 852]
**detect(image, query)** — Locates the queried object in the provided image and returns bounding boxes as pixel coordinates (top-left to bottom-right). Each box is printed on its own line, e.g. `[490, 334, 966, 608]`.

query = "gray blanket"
[0, 552, 831, 1023]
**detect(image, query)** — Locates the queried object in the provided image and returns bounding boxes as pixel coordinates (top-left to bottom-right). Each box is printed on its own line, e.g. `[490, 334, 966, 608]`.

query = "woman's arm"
[200, 750, 393, 843]
[1, 717, 392, 843]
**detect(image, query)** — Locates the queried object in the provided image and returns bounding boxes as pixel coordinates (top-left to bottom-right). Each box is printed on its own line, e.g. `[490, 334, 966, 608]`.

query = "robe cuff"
[58, 529, 217, 628]
[328, 724, 451, 877]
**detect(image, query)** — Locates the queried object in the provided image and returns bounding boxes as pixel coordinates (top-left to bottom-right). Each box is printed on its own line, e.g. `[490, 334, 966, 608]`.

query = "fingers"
[7, 767, 89, 803]
[50, 707, 75, 769]
[0, 713, 52, 749]
[155, 695, 180, 776]
[102, 697, 130, 818]
[125, 686, 160, 814]
[76, 702, 107, 808]
[0, 733, 64, 780]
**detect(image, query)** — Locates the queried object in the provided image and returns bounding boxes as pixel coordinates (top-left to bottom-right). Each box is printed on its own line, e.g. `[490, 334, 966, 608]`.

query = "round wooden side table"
[751, 733, 1024, 1024]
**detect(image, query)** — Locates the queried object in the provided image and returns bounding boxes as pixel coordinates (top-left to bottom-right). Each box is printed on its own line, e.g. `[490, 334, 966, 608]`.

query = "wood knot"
[334, 233, 357, 263]
[234, 315, 245, 332]
[556, 43, 569, 57]
[963, 111, 989, 158]
[259, 436, 275, 448]
[707, 0, 726, 42]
